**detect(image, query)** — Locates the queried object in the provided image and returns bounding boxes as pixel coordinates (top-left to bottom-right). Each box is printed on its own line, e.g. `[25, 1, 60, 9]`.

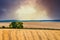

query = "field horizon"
[0, 22, 60, 29]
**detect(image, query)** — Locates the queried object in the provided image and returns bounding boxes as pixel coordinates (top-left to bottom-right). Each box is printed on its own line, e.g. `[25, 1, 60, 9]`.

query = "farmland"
[0, 29, 60, 40]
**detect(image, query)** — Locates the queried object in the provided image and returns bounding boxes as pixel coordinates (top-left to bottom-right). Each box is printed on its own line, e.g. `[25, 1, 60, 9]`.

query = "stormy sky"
[0, 0, 60, 20]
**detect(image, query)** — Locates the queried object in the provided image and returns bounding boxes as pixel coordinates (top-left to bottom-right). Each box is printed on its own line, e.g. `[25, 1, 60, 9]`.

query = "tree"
[2, 26, 5, 28]
[9, 22, 23, 28]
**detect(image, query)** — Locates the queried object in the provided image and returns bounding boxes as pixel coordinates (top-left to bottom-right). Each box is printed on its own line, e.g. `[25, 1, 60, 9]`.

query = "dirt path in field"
[0, 29, 60, 40]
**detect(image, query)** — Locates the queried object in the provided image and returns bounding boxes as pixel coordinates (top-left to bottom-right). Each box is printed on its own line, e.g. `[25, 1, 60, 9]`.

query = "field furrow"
[0, 29, 60, 40]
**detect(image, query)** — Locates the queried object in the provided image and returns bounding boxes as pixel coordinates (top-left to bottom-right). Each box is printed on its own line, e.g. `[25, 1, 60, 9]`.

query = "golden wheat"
[0, 29, 60, 40]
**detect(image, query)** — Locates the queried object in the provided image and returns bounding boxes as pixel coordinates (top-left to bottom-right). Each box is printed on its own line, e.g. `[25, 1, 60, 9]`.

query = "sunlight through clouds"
[15, 0, 49, 20]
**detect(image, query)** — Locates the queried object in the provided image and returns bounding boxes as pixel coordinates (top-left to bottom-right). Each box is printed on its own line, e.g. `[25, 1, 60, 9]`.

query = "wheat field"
[0, 29, 60, 40]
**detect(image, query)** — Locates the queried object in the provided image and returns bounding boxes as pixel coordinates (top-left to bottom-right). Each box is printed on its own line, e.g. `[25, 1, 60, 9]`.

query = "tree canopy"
[9, 22, 23, 28]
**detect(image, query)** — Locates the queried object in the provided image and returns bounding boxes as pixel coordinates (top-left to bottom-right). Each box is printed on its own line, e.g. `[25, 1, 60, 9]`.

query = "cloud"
[0, 0, 21, 20]
[40, 0, 60, 19]
[0, 0, 60, 20]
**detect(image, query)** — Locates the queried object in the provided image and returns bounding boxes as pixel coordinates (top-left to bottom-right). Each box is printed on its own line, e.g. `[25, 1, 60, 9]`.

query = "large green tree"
[9, 22, 23, 28]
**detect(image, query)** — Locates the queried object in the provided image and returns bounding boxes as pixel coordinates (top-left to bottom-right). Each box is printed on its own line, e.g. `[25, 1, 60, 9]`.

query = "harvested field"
[0, 29, 60, 40]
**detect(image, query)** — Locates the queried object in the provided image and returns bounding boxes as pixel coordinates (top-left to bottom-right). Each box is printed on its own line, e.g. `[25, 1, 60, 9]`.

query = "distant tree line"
[1, 22, 23, 29]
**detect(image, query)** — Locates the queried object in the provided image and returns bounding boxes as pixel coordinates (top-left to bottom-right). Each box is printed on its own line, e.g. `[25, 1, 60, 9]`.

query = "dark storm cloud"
[0, 0, 21, 19]
[41, 0, 60, 19]
[48, 0, 60, 19]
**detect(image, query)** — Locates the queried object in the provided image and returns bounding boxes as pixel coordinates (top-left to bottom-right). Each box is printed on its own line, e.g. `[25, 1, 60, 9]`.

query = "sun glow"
[15, 0, 49, 20]
[15, 5, 38, 20]
[16, 6, 36, 14]
[16, 5, 48, 20]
